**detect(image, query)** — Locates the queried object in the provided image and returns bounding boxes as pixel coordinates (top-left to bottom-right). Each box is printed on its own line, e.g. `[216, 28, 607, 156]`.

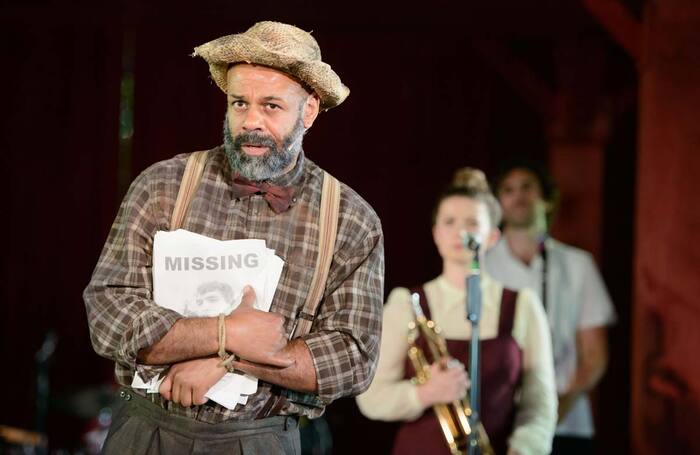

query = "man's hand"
[159, 357, 226, 407]
[416, 358, 470, 408]
[558, 326, 609, 422]
[557, 391, 579, 423]
[226, 286, 293, 368]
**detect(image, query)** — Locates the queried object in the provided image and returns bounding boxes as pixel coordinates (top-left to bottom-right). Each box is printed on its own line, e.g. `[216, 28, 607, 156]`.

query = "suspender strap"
[170, 150, 208, 230]
[291, 171, 341, 339]
[498, 288, 518, 336]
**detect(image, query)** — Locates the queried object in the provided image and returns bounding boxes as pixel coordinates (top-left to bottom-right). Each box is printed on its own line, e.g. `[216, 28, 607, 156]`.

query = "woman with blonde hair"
[357, 168, 557, 455]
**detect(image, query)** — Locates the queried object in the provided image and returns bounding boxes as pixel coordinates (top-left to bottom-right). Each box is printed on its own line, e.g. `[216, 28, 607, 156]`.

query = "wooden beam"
[582, 0, 642, 63]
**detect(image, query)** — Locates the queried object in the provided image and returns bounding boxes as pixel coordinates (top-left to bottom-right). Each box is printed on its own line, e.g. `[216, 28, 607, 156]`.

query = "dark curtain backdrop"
[1, 1, 636, 453]
[1, 6, 123, 448]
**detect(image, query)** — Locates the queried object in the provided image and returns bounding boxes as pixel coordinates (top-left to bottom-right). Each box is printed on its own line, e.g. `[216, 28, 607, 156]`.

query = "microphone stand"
[35, 330, 57, 454]
[464, 236, 482, 455]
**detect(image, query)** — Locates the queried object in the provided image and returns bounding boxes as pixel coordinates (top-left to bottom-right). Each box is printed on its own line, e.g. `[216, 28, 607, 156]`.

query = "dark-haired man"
[485, 163, 616, 454]
[184, 281, 236, 318]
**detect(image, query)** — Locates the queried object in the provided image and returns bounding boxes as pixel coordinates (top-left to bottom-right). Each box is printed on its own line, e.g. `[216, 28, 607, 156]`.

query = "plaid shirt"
[84, 146, 384, 422]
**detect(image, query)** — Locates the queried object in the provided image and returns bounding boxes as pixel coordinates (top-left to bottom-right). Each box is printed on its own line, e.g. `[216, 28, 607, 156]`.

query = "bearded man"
[84, 21, 384, 454]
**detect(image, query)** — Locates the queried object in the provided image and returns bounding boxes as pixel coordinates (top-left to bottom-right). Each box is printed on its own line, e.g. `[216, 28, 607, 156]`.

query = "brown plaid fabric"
[84, 146, 384, 422]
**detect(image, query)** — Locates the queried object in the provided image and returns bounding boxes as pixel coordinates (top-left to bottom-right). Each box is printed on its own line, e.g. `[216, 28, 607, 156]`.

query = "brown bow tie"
[231, 175, 296, 214]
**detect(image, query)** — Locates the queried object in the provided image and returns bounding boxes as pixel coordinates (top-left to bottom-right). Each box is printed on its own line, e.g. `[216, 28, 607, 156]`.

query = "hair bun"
[452, 167, 490, 193]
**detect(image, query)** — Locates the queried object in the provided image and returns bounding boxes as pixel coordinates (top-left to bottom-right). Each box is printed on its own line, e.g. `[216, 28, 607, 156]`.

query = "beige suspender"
[171, 150, 341, 337]
[170, 150, 209, 230]
[291, 170, 341, 338]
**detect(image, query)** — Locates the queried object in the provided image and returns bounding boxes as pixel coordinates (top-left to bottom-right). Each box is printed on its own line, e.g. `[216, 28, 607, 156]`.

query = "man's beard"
[503, 211, 536, 229]
[223, 112, 306, 181]
[504, 200, 548, 232]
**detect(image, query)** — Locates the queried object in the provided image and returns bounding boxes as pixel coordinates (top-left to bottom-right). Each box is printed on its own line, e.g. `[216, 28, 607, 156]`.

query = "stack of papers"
[131, 229, 285, 410]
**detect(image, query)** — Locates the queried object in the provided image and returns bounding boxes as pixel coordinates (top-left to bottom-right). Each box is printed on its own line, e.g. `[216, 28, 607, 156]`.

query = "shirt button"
[254, 209, 259, 215]
[292, 197, 297, 203]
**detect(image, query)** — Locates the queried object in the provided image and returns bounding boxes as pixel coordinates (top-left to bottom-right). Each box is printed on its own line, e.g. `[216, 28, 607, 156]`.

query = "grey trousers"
[102, 391, 300, 455]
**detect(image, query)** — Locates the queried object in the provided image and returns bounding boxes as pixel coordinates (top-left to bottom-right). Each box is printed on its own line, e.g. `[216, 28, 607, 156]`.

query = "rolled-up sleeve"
[301, 194, 384, 404]
[83, 168, 182, 383]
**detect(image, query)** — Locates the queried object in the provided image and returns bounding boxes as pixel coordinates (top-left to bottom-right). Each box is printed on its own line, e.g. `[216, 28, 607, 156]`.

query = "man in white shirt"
[485, 161, 616, 454]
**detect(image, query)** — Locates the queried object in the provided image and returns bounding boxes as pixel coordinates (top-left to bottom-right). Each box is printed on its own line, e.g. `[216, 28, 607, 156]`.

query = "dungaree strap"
[498, 288, 518, 336]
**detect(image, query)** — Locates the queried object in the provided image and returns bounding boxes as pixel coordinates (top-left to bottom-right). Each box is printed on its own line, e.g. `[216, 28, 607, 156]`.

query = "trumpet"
[407, 293, 494, 455]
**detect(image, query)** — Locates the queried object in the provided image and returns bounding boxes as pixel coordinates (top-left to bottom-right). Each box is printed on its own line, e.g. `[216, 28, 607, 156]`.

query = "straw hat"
[193, 21, 349, 110]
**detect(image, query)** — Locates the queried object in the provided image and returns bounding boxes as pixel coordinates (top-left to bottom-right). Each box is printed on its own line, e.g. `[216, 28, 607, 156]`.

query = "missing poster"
[131, 229, 285, 410]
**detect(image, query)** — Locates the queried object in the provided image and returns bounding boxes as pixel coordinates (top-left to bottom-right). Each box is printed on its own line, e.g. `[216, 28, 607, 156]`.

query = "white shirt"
[485, 237, 617, 437]
[356, 274, 557, 455]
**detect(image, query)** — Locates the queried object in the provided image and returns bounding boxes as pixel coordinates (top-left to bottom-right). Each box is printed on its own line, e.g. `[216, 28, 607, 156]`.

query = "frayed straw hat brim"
[193, 22, 349, 110]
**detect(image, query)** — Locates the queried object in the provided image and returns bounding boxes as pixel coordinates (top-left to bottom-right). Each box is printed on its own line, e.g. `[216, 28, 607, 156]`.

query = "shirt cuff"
[303, 331, 361, 404]
[508, 428, 553, 455]
[405, 383, 425, 421]
[118, 304, 182, 380]
[133, 364, 168, 385]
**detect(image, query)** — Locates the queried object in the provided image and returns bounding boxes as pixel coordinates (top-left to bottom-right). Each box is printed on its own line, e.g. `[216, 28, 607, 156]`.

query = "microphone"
[460, 230, 482, 252]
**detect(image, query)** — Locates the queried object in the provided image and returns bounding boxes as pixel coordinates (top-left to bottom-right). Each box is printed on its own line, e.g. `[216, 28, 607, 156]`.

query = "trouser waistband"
[119, 388, 297, 440]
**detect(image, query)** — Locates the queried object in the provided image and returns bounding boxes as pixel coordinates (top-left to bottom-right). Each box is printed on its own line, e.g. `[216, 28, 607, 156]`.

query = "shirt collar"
[497, 237, 544, 271]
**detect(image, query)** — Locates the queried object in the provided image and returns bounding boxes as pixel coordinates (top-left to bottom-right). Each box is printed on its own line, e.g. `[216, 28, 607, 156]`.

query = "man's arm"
[233, 339, 317, 393]
[136, 317, 219, 364]
[84, 166, 183, 381]
[139, 286, 293, 368]
[558, 326, 609, 422]
[158, 339, 315, 407]
[299, 202, 384, 404]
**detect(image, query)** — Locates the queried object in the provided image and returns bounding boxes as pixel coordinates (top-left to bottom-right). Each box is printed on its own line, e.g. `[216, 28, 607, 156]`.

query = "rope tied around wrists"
[217, 314, 236, 372]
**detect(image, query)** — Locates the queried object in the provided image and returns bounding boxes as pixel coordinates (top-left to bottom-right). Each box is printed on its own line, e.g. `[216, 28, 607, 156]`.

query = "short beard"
[503, 213, 536, 230]
[223, 111, 306, 181]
